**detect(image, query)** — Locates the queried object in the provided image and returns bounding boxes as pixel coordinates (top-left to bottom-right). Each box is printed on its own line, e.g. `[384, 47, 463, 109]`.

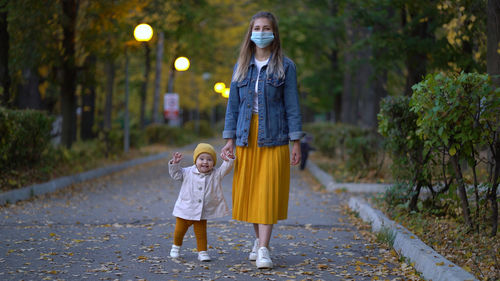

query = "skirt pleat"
[232, 114, 290, 224]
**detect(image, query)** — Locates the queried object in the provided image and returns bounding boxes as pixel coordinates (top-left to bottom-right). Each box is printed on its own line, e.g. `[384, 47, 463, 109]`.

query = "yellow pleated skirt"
[232, 114, 290, 224]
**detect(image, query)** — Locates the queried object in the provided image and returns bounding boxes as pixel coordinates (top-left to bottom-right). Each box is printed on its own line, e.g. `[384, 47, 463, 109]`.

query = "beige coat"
[168, 158, 234, 220]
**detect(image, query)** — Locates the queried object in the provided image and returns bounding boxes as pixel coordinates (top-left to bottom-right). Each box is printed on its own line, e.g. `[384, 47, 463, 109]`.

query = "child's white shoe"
[170, 245, 180, 258]
[198, 251, 211, 262]
[249, 238, 259, 261]
[256, 247, 273, 269]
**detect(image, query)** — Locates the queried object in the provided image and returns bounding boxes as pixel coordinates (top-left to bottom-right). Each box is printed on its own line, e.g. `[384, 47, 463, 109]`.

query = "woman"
[221, 11, 303, 269]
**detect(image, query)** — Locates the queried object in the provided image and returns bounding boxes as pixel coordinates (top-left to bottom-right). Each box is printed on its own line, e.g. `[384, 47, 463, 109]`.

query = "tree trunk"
[60, 0, 78, 148]
[451, 155, 474, 229]
[16, 68, 42, 109]
[487, 0, 500, 88]
[373, 70, 388, 124]
[152, 31, 164, 124]
[329, 48, 341, 122]
[0, 5, 11, 107]
[487, 0, 500, 236]
[356, 28, 376, 129]
[409, 183, 422, 212]
[81, 55, 96, 140]
[488, 143, 500, 237]
[104, 60, 115, 130]
[329, 1, 341, 123]
[139, 43, 151, 129]
[488, 139, 499, 236]
[402, 7, 430, 96]
[341, 9, 358, 125]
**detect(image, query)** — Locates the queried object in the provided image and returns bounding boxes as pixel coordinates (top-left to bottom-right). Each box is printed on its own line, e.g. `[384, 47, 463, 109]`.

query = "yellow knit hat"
[193, 143, 217, 165]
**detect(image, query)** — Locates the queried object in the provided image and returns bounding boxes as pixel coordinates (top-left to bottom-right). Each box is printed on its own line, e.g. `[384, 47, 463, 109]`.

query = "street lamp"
[134, 24, 153, 42]
[222, 88, 230, 98]
[214, 82, 225, 93]
[174, 57, 190, 71]
[165, 56, 190, 127]
[134, 23, 153, 129]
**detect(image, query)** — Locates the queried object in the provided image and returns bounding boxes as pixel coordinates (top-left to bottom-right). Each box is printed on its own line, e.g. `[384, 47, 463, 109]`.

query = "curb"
[306, 160, 391, 192]
[0, 151, 171, 206]
[348, 197, 477, 281]
[306, 161, 478, 281]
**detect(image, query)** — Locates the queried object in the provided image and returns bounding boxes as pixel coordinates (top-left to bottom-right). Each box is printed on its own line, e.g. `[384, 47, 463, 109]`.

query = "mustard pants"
[173, 217, 207, 251]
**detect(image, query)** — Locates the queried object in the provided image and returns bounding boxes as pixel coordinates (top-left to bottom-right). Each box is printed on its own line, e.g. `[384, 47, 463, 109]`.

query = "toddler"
[168, 143, 234, 261]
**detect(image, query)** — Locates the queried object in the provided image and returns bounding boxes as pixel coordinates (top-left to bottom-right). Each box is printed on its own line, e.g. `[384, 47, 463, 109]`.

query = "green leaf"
[449, 146, 456, 156]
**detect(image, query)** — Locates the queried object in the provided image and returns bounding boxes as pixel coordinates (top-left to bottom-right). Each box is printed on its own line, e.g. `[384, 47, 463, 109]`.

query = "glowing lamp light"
[214, 82, 226, 93]
[133, 23, 153, 42]
[174, 57, 190, 71]
[222, 88, 230, 98]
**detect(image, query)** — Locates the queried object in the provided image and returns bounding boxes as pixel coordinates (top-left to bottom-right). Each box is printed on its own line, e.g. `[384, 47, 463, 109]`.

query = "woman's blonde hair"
[232, 11, 284, 82]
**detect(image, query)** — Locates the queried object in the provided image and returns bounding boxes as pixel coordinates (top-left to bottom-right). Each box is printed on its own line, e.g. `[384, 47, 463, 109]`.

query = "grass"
[0, 141, 175, 193]
[376, 226, 396, 247]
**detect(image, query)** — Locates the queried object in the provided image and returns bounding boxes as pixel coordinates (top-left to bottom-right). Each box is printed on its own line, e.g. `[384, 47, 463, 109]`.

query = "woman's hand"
[221, 139, 235, 161]
[290, 141, 301, 166]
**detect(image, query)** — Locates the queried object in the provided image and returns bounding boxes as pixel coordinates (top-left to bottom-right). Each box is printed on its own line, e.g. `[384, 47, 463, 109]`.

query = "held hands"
[220, 139, 235, 161]
[290, 141, 301, 166]
[171, 152, 183, 164]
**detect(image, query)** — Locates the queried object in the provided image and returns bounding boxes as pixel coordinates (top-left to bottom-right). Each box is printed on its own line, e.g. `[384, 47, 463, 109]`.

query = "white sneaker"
[198, 251, 211, 262]
[170, 245, 180, 258]
[249, 238, 259, 261]
[256, 247, 273, 269]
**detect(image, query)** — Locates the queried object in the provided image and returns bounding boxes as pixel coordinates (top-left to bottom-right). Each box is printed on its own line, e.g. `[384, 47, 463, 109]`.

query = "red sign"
[164, 93, 179, 120]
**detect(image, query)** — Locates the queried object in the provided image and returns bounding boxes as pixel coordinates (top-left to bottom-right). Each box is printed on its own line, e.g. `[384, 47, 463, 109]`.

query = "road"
[0, 146, 420, 280]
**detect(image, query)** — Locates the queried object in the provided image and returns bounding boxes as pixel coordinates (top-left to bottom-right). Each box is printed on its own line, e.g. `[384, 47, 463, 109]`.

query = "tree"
[0, 0, 11, 107]
[275, 0, 344, 122]
[81, 55, 96, 140]
[486, 0, 500, 236]
[487, 0, 500, 88]
[60, 0, 79, 148]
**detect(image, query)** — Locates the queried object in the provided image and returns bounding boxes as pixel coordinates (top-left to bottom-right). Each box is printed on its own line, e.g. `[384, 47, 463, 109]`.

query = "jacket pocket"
[237, 79, 249, 101]
[266, 77, 284, 101]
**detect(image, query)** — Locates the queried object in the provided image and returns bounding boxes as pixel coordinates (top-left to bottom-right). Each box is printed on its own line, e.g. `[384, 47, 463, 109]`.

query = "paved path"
[0, 147, 418, 280]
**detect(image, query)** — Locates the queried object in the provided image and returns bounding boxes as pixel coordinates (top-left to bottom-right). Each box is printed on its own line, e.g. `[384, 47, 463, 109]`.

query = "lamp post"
[123, 47, 130, 153]
[134, 23, 153, 129]
[165, 57, 190, 127]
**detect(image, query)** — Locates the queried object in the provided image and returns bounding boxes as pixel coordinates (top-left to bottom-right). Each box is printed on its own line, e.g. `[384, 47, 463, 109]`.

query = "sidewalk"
[1, 146, 419, 280]
[306, 160, 478, 281]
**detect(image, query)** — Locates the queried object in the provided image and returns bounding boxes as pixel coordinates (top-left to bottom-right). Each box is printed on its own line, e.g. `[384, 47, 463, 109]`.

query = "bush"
[304, 122, 384, 175]
[145, 124, 196, 146]
[410, 72, 500, 234]
[378, 95, 433, 210]
[183, 120, 215, 138]
[0, 107, 53, 170]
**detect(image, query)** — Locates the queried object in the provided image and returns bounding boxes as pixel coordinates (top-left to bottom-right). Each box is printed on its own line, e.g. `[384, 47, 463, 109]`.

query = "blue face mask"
[251, 31, 274, 48]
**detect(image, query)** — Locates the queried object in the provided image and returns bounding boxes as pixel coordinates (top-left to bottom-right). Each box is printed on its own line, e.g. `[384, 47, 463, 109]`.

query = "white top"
[253, 57, 269, 113]
[168, 158, 234, 220]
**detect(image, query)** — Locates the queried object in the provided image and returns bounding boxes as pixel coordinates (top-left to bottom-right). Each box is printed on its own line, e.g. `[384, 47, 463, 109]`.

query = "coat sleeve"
[283, 58, 304, 141]
[217, 158, 235, 178]
[168, 161, 184, 181]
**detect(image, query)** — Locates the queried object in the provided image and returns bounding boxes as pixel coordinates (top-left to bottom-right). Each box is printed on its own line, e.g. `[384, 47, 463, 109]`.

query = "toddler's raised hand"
[171, 152, 183, 164]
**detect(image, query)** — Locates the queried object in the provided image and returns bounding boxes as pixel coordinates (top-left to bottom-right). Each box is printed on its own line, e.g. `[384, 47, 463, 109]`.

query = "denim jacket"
[223, 56, 304, 147]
